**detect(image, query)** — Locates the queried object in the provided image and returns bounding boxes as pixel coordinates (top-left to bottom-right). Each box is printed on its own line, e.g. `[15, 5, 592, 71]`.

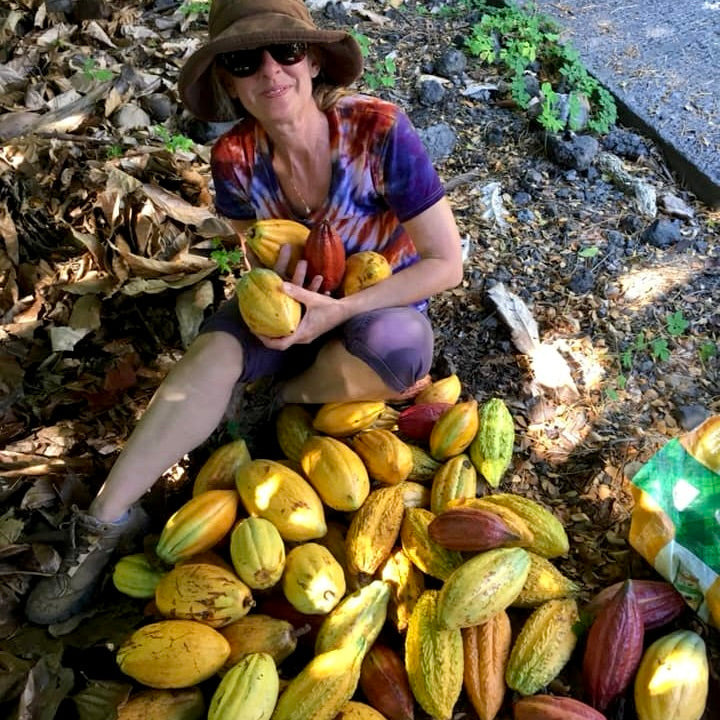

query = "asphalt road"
[532, 0, 720, 207]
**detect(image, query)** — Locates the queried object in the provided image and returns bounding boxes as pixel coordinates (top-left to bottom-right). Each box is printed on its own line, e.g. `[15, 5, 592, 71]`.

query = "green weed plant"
[461, 1, 616, 133]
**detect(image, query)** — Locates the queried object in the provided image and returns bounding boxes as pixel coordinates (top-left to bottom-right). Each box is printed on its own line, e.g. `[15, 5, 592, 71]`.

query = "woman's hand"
[258, 282, 346, 351]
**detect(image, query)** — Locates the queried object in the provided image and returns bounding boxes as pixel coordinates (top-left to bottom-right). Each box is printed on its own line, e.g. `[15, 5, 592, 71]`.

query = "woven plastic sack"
[628, 416, 720, 628]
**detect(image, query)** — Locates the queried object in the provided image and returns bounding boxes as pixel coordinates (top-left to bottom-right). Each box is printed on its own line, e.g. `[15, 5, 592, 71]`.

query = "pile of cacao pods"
[235, 218, 393, 338]
[111, 370, 710, 720]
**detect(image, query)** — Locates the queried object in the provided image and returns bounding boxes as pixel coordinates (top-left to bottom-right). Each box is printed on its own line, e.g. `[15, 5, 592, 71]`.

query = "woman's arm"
[262, 196, 464, 350]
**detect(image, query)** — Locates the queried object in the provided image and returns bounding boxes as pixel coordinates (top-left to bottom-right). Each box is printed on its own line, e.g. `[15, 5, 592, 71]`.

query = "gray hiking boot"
[25, 505, 149, 625]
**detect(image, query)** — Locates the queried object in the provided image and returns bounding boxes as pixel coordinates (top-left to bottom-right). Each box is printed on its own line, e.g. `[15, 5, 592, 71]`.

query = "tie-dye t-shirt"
[211, 94, 445, 278]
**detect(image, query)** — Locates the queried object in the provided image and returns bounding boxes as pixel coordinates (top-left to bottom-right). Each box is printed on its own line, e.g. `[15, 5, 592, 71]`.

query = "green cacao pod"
[229, 516, 285, 590]
[207, 652, 279, 720]
[113, 553, 167, 599]
[469, 397, 515, 487]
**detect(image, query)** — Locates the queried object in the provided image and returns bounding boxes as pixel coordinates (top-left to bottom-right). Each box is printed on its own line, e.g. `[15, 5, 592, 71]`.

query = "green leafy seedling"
[665, 310, 689, 337]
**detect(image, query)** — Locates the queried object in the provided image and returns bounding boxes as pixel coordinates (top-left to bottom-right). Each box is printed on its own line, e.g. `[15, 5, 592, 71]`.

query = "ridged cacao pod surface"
[207, 651, 278, 720]
[633, 629, 708, 720]
[116, 688, 205, 720]
[244, 218, 309, 270]
[155, 490, 239, 565]
[583, 579, 644, 711]
[154, 562, 254, 628]
[513, 694, 608, 720]
[304, 220, 346, 293]
[236, 268, 301, 337]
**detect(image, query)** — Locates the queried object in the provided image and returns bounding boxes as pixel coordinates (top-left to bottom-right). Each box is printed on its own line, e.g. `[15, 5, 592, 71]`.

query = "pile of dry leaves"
[0, 1, 718, 718]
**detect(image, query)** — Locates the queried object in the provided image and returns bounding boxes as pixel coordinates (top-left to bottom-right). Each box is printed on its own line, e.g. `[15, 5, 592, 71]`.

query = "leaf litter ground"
[0, 1, 718, 718]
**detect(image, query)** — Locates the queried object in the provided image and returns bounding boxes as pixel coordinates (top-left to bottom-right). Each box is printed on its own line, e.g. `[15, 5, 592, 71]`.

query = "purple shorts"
[199, 299, 434, 392]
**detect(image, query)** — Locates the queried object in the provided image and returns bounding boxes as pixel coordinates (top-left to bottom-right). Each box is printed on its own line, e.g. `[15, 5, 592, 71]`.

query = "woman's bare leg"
[90, 331, 245, 522]
[280, 339, 425, 404]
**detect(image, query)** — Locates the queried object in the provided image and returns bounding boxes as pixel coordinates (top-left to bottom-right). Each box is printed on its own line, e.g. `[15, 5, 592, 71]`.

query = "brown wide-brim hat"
[178, 0, 363, 122]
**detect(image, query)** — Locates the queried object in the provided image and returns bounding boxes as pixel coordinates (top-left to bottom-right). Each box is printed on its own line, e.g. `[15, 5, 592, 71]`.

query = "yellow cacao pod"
[155, 490, 239, 565]
[405, 589, 463, 720]
[437, 546, 531, 629]
[271, 637, 368, 720]
[350, 429, 413, 485]
[220, 614, 298, 668]
[400, 507, 464, 581]
[315, 579, 390, 655]
[282, 542, 347, 615]
[244, 218, 310, 270]
[276, 404, 316, 463]
[378, 545, 425, 634]
[235, 459, 326, 541]
[634, 629, 709, 720]
[345, 484, 406, 582]
[313, 401, 387, 437]
[512, 552, 580, 607]
[208, 652, 279, 720]
[505, 598, 579, 696]
[116, 688, 205, 720]
[117, 619, 230, 688]
[430, 453, 478, 514]
[342, 251, 392, 296]
[113, 553, 167, 599]
[469, 397, 515, 487]
[300, 435, 370, 511]
[429, 399, 479, 461]
[192, 438, 251, 496]
[335, 701, 388, 720]
[414, 373, 462, 405]
[229, 516, 285, 590]
[236, 268, 301, 338]
[406, 443, 442, 483]
[155, 563, 254, 628]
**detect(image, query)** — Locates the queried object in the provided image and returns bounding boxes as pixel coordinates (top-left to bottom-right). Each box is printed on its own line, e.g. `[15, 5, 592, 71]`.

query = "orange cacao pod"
[513, 695, 607, 720]
[397, 403, 453, 442]
[359, 642, 415, 720]
[463, 610, 512, 720]
[583, 579, 644, 711]
[304, 220, 346, 293]
[429, 505, 524, 551]
[584, 578, 686, 630]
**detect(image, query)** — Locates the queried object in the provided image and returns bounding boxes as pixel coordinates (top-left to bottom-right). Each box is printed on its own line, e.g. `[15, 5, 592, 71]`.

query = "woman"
[26, 0, 464, 624]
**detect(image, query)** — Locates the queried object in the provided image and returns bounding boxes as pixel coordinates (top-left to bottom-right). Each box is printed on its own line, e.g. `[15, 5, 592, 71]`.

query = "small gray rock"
[434, 48, 467, 78]
[418, 78, 446, 106]
[417, 123, 457, 163]
[142, 93, 175, 122]
[546, 133, 600, 171]
[640, 218, 682, 248]
[675, 404, 711, 431]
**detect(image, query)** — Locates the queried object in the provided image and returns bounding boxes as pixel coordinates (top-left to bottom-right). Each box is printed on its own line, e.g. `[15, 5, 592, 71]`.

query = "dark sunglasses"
[217, 42, 308, 78]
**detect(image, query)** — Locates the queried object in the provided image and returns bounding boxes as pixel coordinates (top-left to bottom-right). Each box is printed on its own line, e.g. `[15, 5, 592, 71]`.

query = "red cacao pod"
[584, 578, 686, 630]
[397, 403, 454, 442]
[513, 694, 607, 720]
[304, 220, 346, 293]
[583, 579, 644, 711]
[429, 505, 523, 551]
[359, 642, 415, 720]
